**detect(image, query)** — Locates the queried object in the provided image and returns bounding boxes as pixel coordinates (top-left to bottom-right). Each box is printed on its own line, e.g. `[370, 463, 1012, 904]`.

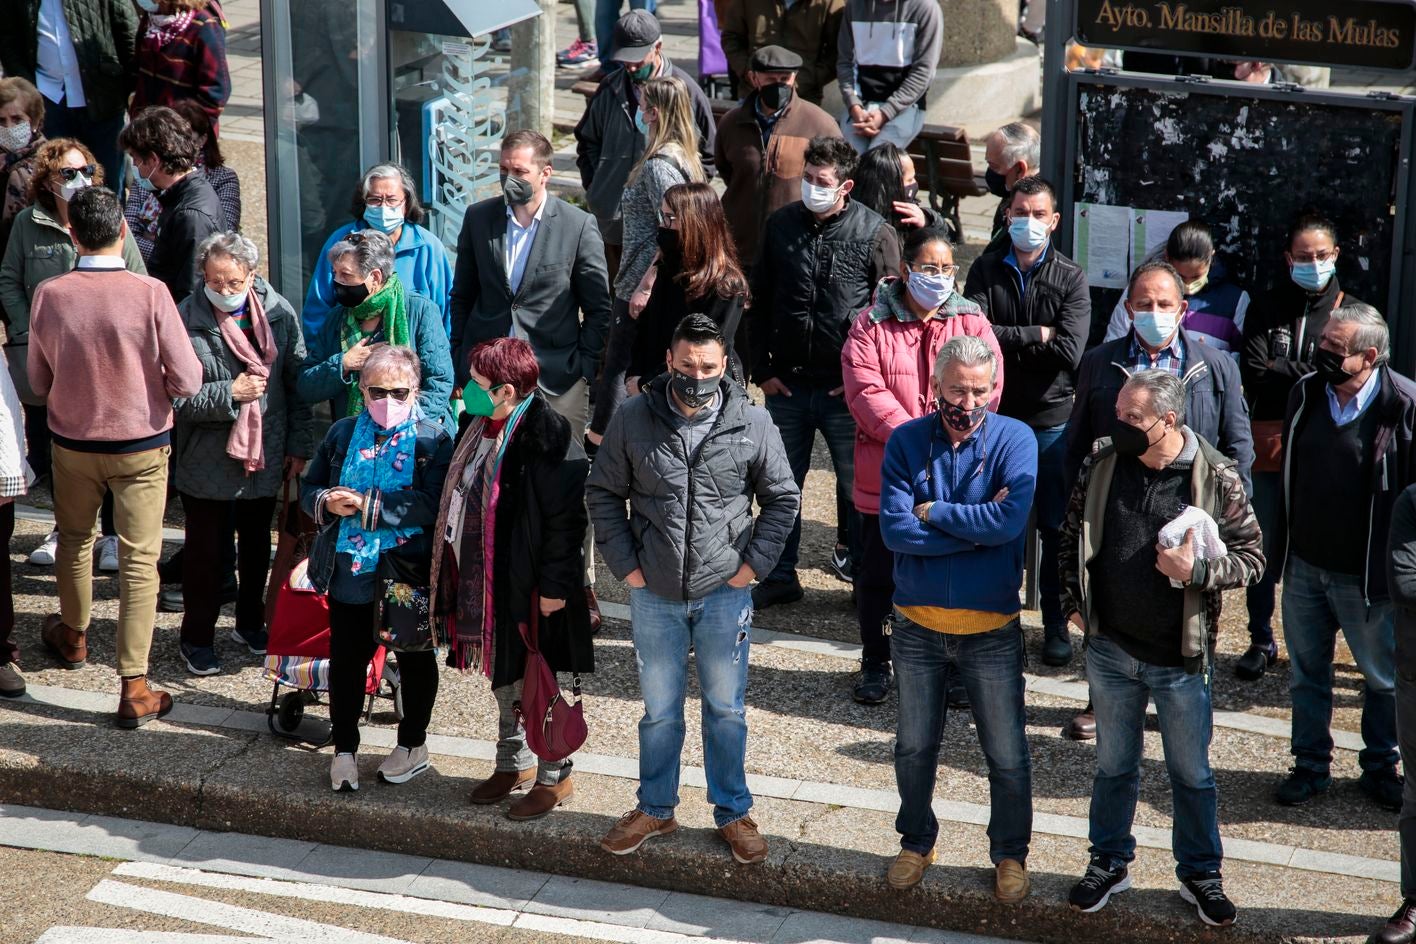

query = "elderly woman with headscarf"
[430, 337, 593, 821]
[301, 344, 453, 793]
[297, 228, 453, 426]
[171, 231, 314, 676]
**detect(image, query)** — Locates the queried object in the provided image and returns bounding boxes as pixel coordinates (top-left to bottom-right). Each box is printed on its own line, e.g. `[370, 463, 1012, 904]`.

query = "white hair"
[1124, 369, 1186, 424]
[993, 122, 1040, 170]
[933, 335, 997, 386]
[1329, 303, 1391, 364]
[197, 231, 259, 272]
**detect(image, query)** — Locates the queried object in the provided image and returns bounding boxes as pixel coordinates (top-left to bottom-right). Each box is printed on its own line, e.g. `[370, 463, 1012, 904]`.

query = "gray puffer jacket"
[172, 277, 316, 500]
[587, 374, 800, 601]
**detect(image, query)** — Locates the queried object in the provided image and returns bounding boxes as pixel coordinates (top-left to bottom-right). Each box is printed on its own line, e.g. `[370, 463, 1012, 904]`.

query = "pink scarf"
[217, 289, 276, 472]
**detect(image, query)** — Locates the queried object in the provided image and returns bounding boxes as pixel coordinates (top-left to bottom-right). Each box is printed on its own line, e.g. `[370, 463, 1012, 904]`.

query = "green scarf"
[341, 272, 411, 416]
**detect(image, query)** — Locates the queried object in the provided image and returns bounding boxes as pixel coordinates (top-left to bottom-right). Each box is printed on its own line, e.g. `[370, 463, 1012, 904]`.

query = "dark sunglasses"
[365, 386, 411, 402]
[59, 165, 97, 182]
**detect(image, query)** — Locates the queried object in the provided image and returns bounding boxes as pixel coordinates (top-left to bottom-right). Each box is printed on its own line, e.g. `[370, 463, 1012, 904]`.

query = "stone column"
[506, 0, 558, 136]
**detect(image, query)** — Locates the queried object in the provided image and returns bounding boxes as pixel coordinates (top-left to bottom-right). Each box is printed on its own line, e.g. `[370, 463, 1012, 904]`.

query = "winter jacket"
[149, 168, 223, 305]
[171, 277, 315, 501]
[1386, 484, 1416, 678]
[130, 5, 231, 128]
[1060, 429, 1265, 674]
[841, 278, 1002, 514]
[429, 394, 594, 689]
[573, 54, 717, 246]
[1280, 366, 1416, 605]
[587, 374, 800, 601]
[297, 290, 454, 428]
[0, 0, 139, 123]
[963, 243, 1090, 429]
[1103, 256, 1250, 357]
[836, 0, 943, 117]
[300, 414, 453, 604]
[1242, 274, 1359, 422]
[714, 0, 845, 104]
[714, 90, 842, 267]
[1065, 327, 1254, 493]
[750, 198, 900, 387]
[303, 221, 454, 340]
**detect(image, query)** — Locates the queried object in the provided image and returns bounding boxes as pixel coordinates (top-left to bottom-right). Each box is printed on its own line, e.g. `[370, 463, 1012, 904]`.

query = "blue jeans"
[595, 0, 658, 62]
[892, 615, 1031, 863]
[1033, 424, 1068, 628]
[764, 380, 858, 584]
[1086, 635, 1221, 879]
[1243, 470, 1282, 648]
[629, 582, 754, 827]
[1282, 555, 1397, 774]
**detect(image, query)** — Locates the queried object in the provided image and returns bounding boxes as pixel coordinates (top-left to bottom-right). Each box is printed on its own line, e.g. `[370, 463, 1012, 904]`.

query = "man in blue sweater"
[878, 335, 1039, 901]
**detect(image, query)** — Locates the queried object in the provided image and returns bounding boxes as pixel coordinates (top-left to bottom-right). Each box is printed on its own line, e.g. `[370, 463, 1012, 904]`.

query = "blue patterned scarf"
[335, 408, 421, 576]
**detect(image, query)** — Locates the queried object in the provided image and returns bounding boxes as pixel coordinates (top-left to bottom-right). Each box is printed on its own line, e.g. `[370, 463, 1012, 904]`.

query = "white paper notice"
[1133, 209, 1190, 262]
[1074, 203, 1131, 289]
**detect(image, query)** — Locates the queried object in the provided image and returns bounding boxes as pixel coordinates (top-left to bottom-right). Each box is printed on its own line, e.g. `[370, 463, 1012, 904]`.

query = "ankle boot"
[41, 613, 87, 669]
[117, 675, 174, 729]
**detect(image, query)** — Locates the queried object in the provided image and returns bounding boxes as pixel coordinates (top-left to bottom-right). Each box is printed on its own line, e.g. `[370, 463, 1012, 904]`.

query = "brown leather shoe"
[41, 613, 86, 669]
[470, 768, 535, 805]
[600, 810, 678, 855]
[116, 675, 173, 729]
[586, 587, 602, 635]
[1065, 704, 1097, 741]
[719, 815, 768, 864]
[995, 858, 1030, 903]
[886, 848, 935, 889]
[507, 777, 574, 821]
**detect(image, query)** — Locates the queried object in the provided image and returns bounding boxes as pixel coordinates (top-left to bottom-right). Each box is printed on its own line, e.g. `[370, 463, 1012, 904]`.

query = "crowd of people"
[1, 2, 1416, 942]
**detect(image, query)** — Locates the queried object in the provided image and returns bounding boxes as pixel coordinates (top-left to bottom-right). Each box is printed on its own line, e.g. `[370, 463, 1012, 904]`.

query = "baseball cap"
[612, 10, 661, 63]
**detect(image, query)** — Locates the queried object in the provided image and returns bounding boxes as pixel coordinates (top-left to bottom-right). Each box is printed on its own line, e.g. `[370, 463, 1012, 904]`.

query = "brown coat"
[714, 92, 842, 268]
[713, 0, 844, 104]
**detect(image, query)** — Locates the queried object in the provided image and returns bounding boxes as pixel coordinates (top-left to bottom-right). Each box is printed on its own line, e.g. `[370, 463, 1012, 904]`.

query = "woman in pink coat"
[840, 226, 1003, 705]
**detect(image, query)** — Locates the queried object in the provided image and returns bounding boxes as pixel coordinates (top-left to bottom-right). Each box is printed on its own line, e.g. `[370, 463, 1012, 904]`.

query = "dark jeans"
[43, 103, 125, 196]
[1243, 469, 1281, 649]
[764, 380, 858, 584]
[856, 513, 894, 665]
[1032, 424, 1068, 628]
[178, 493, 276, 647]
[23, 404, 50, 479]
[1398, 666, 1416, 897]
[892, 614, 1031, 863]
[590, 297, 635, 435]
[0, 504, 15, 665]
[328, 598, 439, 754]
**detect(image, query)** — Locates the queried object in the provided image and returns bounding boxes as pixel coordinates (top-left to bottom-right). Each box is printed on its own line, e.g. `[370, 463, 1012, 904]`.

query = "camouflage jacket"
[1058, 427, 1265, 674]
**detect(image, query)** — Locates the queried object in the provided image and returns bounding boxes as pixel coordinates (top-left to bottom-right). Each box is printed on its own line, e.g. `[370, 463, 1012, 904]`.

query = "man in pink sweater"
[27, 186, 203, 727]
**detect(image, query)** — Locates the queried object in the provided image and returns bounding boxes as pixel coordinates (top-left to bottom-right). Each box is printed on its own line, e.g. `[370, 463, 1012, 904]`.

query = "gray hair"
[360, 345, 421, 392]
[1128, 259, 1185, 299]
[197, 231, 259, 273]
[1329, 303, 1391, 364]
[933, 335, 997, 386]
[1124, 369, 1186, 424]
[327, 229, 395, 281]
[360, 163, 416, 200]
[993, 122, 1040, 170]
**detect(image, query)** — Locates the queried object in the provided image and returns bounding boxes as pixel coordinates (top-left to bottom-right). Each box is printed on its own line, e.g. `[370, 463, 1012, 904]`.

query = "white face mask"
[0, 121, 31, 153]
[801, 179, 841, 214]
[204, 282, 249, 312]
[59, 173, 92, 202]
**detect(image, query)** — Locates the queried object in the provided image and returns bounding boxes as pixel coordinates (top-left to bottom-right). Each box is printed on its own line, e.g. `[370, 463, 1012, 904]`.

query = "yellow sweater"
[897, 606, 1019, 635]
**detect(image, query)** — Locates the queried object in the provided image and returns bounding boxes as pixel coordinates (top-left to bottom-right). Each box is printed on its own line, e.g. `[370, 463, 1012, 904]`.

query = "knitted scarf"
[216, 288, 276, 472]
[142, 10, 196, 46]
[340, 272, 409, 417]
[334, 407, 421, 577]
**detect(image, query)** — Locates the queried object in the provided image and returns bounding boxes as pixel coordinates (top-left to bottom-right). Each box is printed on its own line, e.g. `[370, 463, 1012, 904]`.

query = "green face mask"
[462, 381, 504, 417]
[629, 59, 655, 83]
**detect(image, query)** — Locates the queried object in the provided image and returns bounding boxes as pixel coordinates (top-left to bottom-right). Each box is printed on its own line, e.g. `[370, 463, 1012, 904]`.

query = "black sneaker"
[1234, 642, 1278, 680]
[1041, 622, 1073, 667]
[1275, 766, 1332, 806]
[1372, 897, 1416, 944]
[751, 578, 803, 610]
[1179, 871, 1237, 927]
[231, 626, 269, 656]
[180, 643, 222, 676]
[1068, 857, 1130, 913]
[829, 546, 854, 584]
[852, 661, 892, 704]
[1360, 767, 1405, 812]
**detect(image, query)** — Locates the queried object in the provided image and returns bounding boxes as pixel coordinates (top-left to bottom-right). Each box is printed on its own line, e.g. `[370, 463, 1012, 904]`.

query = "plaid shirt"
[130, 6, 231, 129]
[1126, 330, 1185, 377]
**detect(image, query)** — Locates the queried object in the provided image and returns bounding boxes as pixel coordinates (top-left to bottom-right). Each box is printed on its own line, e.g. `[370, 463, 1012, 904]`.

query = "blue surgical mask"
[634, 109, 650, 137]
[1008, 216, 1051, 252]
[363, 204, 405, 234]
[1132, 308, 1181, 348]
[1291, 258, 1336, 293]
[906, 271, 955, 311]
[134, 162, 157, 192]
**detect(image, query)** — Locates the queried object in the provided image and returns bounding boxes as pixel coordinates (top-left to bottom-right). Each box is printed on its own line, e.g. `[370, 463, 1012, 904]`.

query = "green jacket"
[0, 203, 146, 345]
[0, 0, 139, 122]
[1058, 428, 1265, 674]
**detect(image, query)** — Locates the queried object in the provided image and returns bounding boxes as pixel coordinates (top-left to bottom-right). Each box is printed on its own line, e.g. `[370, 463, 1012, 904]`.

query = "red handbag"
[515, 592, 587, 762]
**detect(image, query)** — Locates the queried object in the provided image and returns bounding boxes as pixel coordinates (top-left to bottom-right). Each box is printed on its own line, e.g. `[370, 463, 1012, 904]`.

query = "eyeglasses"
[364, 194, 405, 208]
[910, 263, 959, 277]
[59, 165, 97, 181]
[204, 277, 249, 293]
[1291, 251, 1337, 263]
[365, 386, 412, 402]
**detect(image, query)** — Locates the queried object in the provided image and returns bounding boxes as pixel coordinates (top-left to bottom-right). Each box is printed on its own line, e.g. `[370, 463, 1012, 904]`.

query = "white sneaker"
[377, 744, 430, 784]
[330, 752, 359, 792]
[97, 536, 119, 573]
[28, 531, 58, 566]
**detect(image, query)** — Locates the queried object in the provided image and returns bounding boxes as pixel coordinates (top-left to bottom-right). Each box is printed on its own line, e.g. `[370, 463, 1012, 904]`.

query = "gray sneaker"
[330, 752, 359, 792]
[0, 662, 24, 698]
[377, 744, 430, 784]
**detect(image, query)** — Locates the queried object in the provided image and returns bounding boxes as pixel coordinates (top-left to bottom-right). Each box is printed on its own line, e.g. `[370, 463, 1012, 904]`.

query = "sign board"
[1075, 0, 1416, 71]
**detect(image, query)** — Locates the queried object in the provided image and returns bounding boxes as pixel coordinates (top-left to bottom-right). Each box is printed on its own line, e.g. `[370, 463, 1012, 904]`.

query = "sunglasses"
[365, 386, 411, 402]
[59, 165, 97, 182]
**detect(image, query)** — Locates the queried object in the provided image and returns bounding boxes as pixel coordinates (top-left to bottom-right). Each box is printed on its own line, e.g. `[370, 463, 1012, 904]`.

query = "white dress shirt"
[504, 196, 547, 295]
[36, 0, 87, 108]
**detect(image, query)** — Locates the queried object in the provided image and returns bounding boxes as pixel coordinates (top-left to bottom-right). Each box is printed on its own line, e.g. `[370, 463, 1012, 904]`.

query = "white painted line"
[37, 931, 275, 943]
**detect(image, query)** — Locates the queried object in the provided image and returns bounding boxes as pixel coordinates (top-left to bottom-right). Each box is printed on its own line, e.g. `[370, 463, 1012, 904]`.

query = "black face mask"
[1314, 347, 1356, 386]
[500, 173, 535, 207]
[332, 279, 371, 308]
[656, 225, 680, 256]
[985, 167, 1009, 199]
[1111, 416, 1160, 457]
[758, 81, 792, 112]
[670, 370, 719, 408]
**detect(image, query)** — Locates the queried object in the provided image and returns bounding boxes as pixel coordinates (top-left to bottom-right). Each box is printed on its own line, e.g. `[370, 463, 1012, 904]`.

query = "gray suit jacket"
[448, 194, 612, 394]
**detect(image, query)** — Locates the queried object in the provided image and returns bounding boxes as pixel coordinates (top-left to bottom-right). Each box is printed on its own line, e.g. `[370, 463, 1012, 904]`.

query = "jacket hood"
[867, 276, 983, 324]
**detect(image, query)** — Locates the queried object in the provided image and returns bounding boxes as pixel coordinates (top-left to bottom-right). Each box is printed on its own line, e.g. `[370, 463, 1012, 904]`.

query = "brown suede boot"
[41, 613, 86, 669]
[116, 675, 174, 729]
[470, 768, 535, 805]
[507, 778, 573, 821]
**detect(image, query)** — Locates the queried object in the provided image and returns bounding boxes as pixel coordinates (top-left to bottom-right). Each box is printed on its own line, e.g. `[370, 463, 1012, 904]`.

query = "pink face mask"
[366, 394, 413, 429]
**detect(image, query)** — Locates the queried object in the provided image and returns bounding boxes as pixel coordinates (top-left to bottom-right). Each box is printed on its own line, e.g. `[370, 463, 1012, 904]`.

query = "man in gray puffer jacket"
[587, 314, 798, 865]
